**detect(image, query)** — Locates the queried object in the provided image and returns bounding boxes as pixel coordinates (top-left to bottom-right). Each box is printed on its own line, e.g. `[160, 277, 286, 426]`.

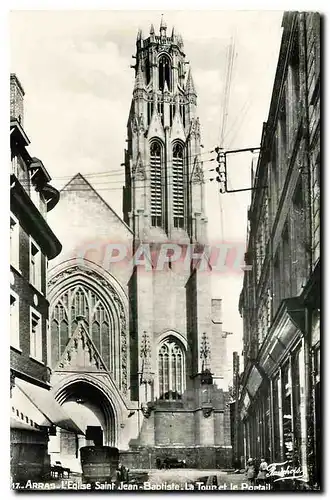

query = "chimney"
[10, 73, 25, 126]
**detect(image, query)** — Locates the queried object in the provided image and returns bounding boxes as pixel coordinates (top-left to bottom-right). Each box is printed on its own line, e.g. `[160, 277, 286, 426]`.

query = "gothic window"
[172, 142, 184, 229]
[145, 57, 151, 85]
[50, 285, 113, 371]
[147, 99, 154, 126]
[158, 55, 171, 91]
[158, 338, 185, 400]
[179, 102, 186, 127]
[150, 141, 163, 227]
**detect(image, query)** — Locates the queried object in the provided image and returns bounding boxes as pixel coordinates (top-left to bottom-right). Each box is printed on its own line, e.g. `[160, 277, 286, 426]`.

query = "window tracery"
[158, 338, 185, 400]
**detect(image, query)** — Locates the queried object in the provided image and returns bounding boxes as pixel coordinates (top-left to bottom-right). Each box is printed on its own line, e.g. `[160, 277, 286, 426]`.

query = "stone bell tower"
[122, 19, 232, 467]
[123, 17, 207, 245]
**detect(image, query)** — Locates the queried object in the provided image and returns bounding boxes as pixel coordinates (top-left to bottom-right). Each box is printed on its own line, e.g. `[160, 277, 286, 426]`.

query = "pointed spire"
[160, 14, 167, 30]
[171, 26, 175, 37]
[150, 23, 155, 34]
[134, 59, 145, 91]
[136, 28, 142, 42]
[177, 33, 184, 48]
[186, 68, 196, 95]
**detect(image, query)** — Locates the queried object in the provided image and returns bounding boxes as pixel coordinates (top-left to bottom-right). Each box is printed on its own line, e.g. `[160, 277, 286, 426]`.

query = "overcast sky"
[10, 10, 283, 381]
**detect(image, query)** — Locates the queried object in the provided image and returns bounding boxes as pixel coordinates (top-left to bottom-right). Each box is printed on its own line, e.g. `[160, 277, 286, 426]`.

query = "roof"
[61, 173, 133, 234]
[10, 416, 40, 433]
[15, 379, 85, 435]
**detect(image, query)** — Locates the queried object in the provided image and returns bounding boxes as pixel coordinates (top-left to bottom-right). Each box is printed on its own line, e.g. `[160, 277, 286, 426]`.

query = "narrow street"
[146, 469, 251, 491]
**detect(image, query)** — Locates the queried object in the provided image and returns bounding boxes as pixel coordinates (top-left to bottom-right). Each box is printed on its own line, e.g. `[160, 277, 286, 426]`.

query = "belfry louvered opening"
[158, 54, 171, 92]
[150, 141, 163, 227]
[172, 142, 184, 229]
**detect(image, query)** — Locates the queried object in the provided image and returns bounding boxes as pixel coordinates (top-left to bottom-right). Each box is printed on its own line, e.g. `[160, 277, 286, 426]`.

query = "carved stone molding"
[48, 266, 128, 395]
[141, 402, 154, 419]
[192, 159, 204, 184]
[140, 331, 154, 384]
[133, 155, 145, 181]
[202, 404, 213, 418]
[195, 117, 201, 139]
[131, 114, 145, 134]
[200, 332, 211, 370]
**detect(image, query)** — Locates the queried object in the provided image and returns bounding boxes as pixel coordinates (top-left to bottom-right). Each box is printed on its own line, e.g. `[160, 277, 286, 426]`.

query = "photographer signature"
[267, 461, 305, 482]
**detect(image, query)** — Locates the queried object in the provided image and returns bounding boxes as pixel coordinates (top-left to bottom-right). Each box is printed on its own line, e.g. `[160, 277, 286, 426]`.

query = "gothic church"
[47, 19, 232, 468]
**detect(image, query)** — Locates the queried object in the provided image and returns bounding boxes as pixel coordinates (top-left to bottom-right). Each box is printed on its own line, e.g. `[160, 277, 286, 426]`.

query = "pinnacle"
[134, 60, 145, 90]
[150, 23, 155, 35]
[160, 14, 167, 30]
[186, 68, 196, 95]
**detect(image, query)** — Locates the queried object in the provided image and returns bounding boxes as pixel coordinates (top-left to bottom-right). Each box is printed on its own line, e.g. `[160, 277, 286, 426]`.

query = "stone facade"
[10, 74, 63, 482]
[47, 19, 232, 467]
[236, 12, 320, 488]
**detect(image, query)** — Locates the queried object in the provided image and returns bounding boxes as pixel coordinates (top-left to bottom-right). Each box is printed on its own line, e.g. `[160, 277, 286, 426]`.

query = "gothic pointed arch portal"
[55, 378, 118, 446]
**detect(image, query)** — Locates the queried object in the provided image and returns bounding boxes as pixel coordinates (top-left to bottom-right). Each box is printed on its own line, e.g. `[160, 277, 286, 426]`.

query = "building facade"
[10, 74, 82, 482]
[236, 12, 320, 487]
[46, 20, 232, 469]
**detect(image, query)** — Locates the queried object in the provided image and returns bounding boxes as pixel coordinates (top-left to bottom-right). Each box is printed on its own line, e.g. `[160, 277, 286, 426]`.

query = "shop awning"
[14, 379, 84, 435]
[10, 416, 40, 432]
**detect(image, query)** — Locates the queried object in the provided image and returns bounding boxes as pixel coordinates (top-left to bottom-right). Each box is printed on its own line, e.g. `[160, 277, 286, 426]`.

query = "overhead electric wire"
[216, 35, 236, 242]
[17, 154, 217, 189]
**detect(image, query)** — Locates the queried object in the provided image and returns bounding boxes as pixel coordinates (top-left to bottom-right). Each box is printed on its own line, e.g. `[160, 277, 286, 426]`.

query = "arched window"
[158, 338, 185, 400]
[145, 57, 151, 85]
[158, 55, 171, 91]
[150, 141, 163, 227]
[51, 285, 113, 372]
[172, 143, 184, 229]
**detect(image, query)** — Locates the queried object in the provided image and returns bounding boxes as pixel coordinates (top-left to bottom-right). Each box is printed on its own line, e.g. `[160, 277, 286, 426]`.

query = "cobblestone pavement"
[146, 469, 250, 492]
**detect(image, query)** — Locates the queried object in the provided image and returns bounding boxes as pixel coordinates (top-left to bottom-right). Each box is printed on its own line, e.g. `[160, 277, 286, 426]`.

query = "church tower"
[123, 17, 207, 244]
[122, 19, 232, 465]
